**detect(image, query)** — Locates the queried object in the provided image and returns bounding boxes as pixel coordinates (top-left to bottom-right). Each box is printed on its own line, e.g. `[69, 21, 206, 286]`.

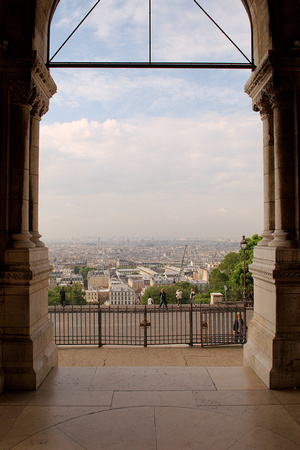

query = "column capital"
[245, 52, 299, 113]
[6, 52, 57, 113]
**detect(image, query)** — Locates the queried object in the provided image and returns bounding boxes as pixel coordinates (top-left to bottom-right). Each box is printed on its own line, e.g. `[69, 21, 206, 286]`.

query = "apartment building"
[88, 270, 109, 289]
[109, 284, 136, 306]
[128, 276, 145, 291]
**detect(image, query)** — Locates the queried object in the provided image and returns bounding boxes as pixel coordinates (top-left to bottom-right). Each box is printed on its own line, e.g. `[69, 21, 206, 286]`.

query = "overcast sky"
[40, 0, 263, 241]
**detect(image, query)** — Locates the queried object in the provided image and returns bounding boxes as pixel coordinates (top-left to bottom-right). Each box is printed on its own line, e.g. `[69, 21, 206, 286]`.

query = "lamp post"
[240, 235, 247, 306]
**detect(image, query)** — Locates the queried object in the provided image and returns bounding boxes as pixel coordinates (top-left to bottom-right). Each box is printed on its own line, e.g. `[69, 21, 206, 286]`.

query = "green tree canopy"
[200, 234, 261, 302]
[141, 282, 199, 305]
[48, 283, 86, 306]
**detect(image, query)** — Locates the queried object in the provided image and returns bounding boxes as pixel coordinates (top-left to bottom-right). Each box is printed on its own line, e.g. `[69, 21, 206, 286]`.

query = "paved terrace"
[0, 346, 300, 449]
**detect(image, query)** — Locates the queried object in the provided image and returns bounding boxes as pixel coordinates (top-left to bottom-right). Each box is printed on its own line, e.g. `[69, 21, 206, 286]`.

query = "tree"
[200, 234, 261, 302]
[48, 283, 86, 305]
[73, 265, 80, 274]
[141, 282, 199, 305]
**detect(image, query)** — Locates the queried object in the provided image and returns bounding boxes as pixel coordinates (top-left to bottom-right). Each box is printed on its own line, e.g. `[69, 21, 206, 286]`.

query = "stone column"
[29, 108, 45, 247]
[9, 85, 35, 249]
[244, 57, 300, 389]
[255, 93, 275, 246]
[269, 87, 297, 247]
[0, 55, 58, 390]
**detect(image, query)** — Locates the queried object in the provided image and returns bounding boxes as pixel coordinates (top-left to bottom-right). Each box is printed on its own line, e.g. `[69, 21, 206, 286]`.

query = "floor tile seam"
[252, 424, 300, 446]
[194, 404, 294, 425]
[3, 407, 112, 439]
[225, 423, 260, 449]
[203, 367, 217, 391]
[3, 422, 87, 449]
[271, 391, 300, 405]
[54, 424, 87, 449]
[281, 403, 300, 425]
[0, 409, 27, 441]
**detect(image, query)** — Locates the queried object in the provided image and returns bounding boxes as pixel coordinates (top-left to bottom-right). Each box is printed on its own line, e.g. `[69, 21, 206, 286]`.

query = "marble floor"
[1, 366, 300, 449]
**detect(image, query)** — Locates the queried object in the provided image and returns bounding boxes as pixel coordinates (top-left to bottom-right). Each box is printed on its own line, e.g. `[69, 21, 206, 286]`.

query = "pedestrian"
[176, 289, 182, 306]
[148, 297, 154, 305]
[60, 286, 66, 307]
[233, 312, 244, 343]
[159, 288, 168, 309]
[190, 288, 195, 304]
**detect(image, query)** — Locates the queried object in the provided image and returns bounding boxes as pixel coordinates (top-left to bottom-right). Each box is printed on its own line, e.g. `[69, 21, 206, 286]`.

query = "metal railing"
[49, 304, 248, 347]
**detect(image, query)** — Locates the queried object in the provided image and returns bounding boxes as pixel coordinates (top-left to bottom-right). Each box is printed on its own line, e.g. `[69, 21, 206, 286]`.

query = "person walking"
[176, 289, 182, 306]
[159, 288, 168, 309]
[60, 286, 66, 307]
[190, 288, 195, 304]
[233, 312, 244, 343]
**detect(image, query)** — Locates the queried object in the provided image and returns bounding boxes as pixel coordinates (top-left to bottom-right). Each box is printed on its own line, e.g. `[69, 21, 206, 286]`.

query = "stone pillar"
[9, 94, 35, 249]
[0, 54, 58, 390]
[29, 110, 45, 247]
[244, 56, 300, 389]
[269, 88, 297, 247]
[255, 94, 275, 246]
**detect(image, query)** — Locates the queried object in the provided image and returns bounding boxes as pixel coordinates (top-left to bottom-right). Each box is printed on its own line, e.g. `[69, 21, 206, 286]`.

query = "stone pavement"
[1, 346, 300, 449]
[57, 345, 244, 367]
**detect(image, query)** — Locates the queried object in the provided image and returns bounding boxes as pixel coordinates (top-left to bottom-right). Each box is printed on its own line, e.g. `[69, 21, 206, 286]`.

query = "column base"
[11, 232, 36, 249]
[257, 230, 274, 246]
[30, 231, 45, 247]
[1, 246, 57, 390]
[269, 229, 297, 248]
[2, 321, 58, 390]
[245, 246, 300, 389]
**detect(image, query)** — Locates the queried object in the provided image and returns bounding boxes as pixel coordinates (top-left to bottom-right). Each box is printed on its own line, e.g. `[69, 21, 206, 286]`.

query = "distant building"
[88, 270, 109, 289]
[85, 288, 98, 303]
[116, 259, 136, 268]
[109, 284, 136, 306]
[128, 276, 145, 291]
[150, 276, 174, 286]
[57, 273, 84, 286]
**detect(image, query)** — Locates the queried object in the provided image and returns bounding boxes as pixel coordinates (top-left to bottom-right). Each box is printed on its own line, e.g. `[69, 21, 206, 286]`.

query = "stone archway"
[0, 0, 300, 390]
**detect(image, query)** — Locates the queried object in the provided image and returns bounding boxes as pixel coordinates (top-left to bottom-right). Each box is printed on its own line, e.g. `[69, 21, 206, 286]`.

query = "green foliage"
[79, 266, 95, 288]
[48, 283, 86, 305]
[73, 265, 80, 274]
[200, 234, 261, 302]
[141, 282, 200, 305]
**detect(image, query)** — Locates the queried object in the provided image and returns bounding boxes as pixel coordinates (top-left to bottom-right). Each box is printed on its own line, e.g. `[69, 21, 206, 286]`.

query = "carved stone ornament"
[0, 266, 52, 282]
[9, 79, 36, 105]
[32, 53, 57, 99]
[245, 52, 298, 112]
[8, 52, 57, 109]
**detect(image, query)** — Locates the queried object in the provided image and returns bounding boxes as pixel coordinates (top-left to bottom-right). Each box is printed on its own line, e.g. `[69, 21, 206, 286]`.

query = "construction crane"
[174, 245, 187, 284]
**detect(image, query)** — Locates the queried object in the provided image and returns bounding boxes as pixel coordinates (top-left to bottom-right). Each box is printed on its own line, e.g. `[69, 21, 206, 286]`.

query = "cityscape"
[47, 236, 241, 305]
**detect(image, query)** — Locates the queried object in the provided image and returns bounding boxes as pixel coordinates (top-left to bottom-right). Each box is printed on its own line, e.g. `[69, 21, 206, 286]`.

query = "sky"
[40, 0, 263, 241]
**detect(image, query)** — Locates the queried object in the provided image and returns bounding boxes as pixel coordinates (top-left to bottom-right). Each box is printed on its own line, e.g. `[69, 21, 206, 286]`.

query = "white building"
[150, 276, 174, 286]
[109, 284, 136, 306]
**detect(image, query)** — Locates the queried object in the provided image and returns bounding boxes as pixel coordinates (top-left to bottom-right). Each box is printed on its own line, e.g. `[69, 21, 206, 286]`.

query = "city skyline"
[40, 0, 263, 241]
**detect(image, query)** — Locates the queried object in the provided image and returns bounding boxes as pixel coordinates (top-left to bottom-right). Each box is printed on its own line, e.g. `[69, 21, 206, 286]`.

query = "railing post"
[200, 303, 204, 348]
[144, 305, 148, 347]
[98, 303, 102, 347]
[189, 304, 193, 346]
[244, 305, 247, 344]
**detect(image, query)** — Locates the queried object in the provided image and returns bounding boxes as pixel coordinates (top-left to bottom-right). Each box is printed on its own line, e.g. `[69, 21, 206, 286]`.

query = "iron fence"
[48, 304, 248, 347]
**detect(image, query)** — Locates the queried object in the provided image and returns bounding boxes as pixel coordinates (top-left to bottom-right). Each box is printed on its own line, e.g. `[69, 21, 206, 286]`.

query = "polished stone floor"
[1, 365, 300, 449]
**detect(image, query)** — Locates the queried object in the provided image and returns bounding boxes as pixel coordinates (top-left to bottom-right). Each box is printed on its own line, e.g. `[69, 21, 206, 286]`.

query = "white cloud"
[40, 113, 263, 239]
